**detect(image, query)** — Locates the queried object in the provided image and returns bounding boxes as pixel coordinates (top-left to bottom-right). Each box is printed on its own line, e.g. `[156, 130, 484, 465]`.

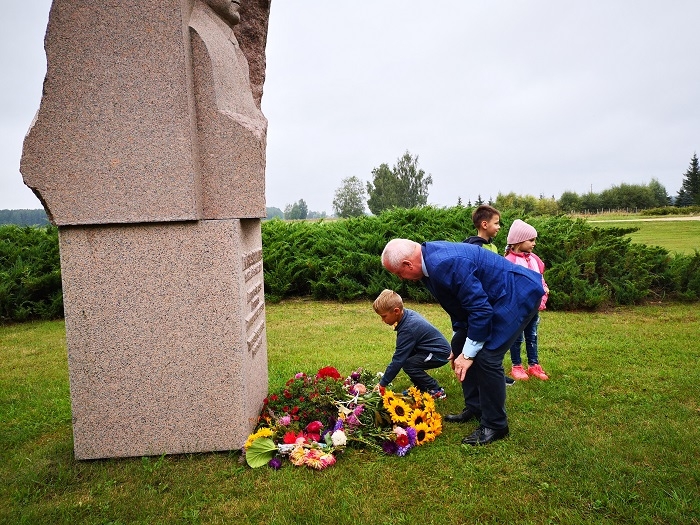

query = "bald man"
[381, 238, 544, 445]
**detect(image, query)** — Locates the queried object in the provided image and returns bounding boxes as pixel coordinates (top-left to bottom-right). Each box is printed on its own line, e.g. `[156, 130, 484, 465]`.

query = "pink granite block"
[59, 219, 267, 459]
[190, 2, 267, 219]
[21, 0, 201, 225]
[20, 0, 269, 225]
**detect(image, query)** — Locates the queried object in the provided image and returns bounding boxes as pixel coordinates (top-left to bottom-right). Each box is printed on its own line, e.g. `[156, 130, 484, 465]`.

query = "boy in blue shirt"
[373, 289, 450, 399]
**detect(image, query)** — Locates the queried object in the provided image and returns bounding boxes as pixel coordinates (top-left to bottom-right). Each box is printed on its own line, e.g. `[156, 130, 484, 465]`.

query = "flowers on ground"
[244, 367, 443, 470]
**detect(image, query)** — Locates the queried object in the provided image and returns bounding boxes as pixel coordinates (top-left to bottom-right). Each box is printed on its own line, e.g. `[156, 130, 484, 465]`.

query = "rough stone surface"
[20, 0, 271, 459]
[20, 0, 268, 225]
[190, 2, 267, 219]
[234, 0, 272, 108]
[61, 220, 268, 459]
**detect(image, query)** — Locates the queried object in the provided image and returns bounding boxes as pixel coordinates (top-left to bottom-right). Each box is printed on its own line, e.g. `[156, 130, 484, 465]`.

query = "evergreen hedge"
[1, 208, 698, 323]
[0, 225, 62, 323]
[262, 208, 700, 309]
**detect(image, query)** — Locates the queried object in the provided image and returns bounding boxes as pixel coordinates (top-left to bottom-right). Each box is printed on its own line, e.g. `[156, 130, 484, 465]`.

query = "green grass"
[586, 216, 700, 255]
[2, 302, 700, 524]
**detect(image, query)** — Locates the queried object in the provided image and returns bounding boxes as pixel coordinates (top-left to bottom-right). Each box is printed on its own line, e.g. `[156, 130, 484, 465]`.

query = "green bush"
[1, 209, 698, 322]
[0, 225, 62, 323]
[262, 208, 699, 310]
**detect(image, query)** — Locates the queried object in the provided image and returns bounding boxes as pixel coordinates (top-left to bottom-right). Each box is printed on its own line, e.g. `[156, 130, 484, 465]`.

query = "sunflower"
[427, 412, 443, 437]
[410, 408, 426, 427]
[382, 390, 397, 410]
[386, 397, 413, 424]
[421, 393, 436, 412]
[406, 386, 422, 403]
[413, 422, 434, 445]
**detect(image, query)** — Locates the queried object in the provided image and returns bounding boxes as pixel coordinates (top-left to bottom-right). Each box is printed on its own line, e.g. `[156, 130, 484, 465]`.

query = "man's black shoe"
[444, 409, 479, 423]
[461, 425, 509, 445]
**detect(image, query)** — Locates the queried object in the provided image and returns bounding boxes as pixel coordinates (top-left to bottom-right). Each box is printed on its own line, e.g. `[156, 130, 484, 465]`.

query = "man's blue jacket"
[421, 241, 544, 351]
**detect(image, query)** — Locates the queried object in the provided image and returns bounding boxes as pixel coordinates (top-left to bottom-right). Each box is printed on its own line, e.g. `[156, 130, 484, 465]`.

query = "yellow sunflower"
[428, 412, 443, 436]
[406, 386, 422, 403]
[413, 422, 434, 445]
[382, 390, 397, 410]
[421, 393, 436, 412]
[410, 408, 426, 427]
[386, 397, 413, 424]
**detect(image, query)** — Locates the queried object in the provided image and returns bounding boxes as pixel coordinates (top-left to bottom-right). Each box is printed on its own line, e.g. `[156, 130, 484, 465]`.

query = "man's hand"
[453, 353, 473, 382]
[448, 351, 455, 370]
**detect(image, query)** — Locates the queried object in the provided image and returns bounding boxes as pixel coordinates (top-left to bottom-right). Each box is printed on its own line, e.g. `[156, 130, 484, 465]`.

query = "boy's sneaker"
[505, 376, 515, 386]
[527, 364, 549, 380]
[510, 364, 529, 381]
[429, 387, 447, 400]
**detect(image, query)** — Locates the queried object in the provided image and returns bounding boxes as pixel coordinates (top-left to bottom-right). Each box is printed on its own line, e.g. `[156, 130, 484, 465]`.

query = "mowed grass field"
[2, 302, 699, 524]
[586, 215, 700, 255]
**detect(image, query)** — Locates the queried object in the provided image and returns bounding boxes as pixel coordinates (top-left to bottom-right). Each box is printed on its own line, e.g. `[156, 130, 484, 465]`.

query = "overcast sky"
[2, 1, 699, 214]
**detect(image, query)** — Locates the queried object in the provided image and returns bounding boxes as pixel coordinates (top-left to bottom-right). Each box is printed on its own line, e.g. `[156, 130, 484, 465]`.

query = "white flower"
[331, 429, 347, 447]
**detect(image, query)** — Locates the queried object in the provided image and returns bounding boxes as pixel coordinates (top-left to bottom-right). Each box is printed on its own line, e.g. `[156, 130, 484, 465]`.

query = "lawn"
[586, 215, 700, 255]
[1, 301, 699, 524]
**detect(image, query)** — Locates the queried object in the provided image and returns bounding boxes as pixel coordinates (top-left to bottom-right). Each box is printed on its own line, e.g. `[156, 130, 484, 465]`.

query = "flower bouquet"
[243, 366, 443, 470]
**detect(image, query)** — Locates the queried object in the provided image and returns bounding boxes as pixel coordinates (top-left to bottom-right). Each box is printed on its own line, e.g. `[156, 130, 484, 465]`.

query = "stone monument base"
[59, 219, 268, 460]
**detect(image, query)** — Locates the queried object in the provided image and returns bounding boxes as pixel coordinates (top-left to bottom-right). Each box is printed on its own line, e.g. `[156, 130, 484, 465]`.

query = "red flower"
[291, 406, 300, 414]
[298, 396, 305, 402]
[396, 434, 409, 447]
[305, 420, 324, 442]
[306, 421, 324, 433]
[316, 366, 342, 380]
[270, 394, 279, 401]
[283, 390, 292, 399]
[283, 431, 303, 444]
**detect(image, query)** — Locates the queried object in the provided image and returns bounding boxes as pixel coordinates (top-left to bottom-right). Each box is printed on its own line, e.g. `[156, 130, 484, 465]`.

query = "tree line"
[331, 151, 700, 218]
[0, 209, 50, 226]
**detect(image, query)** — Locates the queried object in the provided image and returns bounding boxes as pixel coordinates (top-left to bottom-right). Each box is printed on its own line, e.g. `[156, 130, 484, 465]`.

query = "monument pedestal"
[59, 219, 267, 459]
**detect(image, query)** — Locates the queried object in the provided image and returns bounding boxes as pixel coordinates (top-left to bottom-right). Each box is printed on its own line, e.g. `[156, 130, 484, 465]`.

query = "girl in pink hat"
[504, 220, 550, 381]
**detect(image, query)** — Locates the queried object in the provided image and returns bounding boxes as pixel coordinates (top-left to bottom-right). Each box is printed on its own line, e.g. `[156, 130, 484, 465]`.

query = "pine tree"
[676, 152, 700, 206]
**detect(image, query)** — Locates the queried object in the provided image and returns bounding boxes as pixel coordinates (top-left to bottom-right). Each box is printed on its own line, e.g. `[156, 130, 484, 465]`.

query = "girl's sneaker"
[527, 363, 549, 380]
[510, 364, 529, 381]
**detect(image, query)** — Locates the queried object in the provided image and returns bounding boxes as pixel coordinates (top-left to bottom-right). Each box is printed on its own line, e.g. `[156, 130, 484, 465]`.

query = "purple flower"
[268, 457, 282, 470]
[406, 426, 417, 447]
[351, 371, 361, 381]
[382, 440, 398, 455]
[334, 419, 344, 431]
[397, 445, 411, 457]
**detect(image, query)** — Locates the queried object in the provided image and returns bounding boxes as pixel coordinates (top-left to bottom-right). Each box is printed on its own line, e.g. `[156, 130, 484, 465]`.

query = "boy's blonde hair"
[373, 289, 404, 313]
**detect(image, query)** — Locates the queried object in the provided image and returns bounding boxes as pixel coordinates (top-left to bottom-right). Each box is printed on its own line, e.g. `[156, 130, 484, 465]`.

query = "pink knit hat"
[507, 219, 537, 245]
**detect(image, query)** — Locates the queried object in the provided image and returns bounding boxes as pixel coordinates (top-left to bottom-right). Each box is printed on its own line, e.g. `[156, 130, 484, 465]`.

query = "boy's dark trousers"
[403, 352, 448, 392]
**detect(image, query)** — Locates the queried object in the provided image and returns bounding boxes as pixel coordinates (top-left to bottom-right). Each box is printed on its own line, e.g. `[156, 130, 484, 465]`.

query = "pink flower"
[351, 383, 367, 395]
[279, 415, 291, 426]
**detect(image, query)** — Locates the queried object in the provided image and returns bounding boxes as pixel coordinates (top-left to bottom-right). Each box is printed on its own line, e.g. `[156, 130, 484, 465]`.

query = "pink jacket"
[505, 251, 549, 310]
